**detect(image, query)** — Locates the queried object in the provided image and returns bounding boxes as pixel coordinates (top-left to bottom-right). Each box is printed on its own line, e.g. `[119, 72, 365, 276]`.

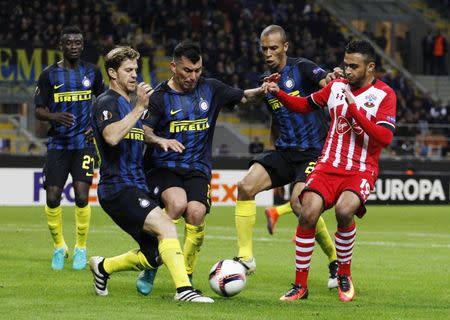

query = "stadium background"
[0, 1, 449, 319]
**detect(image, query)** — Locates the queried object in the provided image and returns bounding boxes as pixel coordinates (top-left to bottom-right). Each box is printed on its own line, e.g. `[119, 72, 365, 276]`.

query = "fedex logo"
[210, 172, 237, 204]
[33, 171, 99, 204]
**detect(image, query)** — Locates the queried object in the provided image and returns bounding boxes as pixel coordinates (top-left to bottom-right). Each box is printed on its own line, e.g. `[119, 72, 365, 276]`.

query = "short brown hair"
[105, 46, 140, 78]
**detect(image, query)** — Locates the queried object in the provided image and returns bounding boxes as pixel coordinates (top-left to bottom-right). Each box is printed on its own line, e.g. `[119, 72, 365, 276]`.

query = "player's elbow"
[378, 130, 394, 147]
[103, 133, 121, 146]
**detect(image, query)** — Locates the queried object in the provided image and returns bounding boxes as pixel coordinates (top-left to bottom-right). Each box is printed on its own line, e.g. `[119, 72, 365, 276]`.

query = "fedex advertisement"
[0, 168, 273, 206]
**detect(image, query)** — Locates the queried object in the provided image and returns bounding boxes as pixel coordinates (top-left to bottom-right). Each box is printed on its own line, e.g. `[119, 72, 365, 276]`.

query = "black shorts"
[99, 187, 160, 266]
[250, 148, 321, 188]
[43, 148, 95, 188]
[146, 168, 211, 213]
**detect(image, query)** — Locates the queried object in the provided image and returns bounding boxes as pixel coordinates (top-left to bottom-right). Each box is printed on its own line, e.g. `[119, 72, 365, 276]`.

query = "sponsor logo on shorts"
[138, 198, 150, 208]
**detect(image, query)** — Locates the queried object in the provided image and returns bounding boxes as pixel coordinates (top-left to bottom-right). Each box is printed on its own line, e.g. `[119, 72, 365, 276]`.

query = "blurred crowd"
[118, 0, 346, 123]
[380, 69, 450, 157]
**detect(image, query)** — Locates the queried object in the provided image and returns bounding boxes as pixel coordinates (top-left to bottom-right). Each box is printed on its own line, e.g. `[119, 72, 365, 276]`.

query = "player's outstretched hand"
[325, 67, 344, 84]
[158, 138, 185, 153]
[262, 82, 280, 95]
[136, 82, 153, 109]
[53, 112, 74, 127]
[263, 73, 281, 83]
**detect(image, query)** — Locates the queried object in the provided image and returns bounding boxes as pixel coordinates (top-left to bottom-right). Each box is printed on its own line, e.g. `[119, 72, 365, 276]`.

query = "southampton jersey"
[35, 61, 103, 150]
[261, 57, 328, 150]
[143, 78, 244, 179]
[92, 90, 148, 200]
[310, 79, 396, 175]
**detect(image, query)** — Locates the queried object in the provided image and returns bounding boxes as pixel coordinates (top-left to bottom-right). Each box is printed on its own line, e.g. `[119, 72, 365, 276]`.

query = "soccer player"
[234, 25, 339, 288]
[90, 46, 213, 303]
[264, 40, 396, 302]
[135, 40, 265, 295]
[35, 26, 104, 270]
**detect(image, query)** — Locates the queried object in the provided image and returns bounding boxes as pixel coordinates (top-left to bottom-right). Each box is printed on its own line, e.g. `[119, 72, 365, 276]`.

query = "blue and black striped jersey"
[261, 57, 328, 150]
[35, 61, 104, 150]
[92, 89, 148, 200]
[143, 77, 244, 179]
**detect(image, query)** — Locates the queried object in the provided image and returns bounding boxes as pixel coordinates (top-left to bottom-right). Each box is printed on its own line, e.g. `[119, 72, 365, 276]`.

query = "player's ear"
[107, 68, 117, 80]
[367, 61, 375, 73]
[284, 41, 289, 53]
[170, 61, 176, 74]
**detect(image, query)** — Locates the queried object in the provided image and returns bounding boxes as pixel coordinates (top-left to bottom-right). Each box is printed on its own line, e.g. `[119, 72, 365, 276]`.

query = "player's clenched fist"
[136, 82, 154, 109]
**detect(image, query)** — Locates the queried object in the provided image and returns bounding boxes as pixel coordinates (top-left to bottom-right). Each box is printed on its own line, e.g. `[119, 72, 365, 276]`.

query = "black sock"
[176, 286, 193, 293]
[98, 259, 109, 276]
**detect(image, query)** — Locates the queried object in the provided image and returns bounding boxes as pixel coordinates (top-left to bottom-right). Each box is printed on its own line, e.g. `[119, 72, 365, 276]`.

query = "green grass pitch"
[1, 205, 449, 319]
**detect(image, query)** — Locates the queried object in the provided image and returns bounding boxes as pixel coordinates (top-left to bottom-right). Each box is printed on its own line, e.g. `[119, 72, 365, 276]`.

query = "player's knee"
[74, 194, 89, 207]
[185, 211, 206, 226]
[290, 197, 301, 215]
[46, 193, 61, 208]
[335, 205, 354, 223]
[298, 203, 320, 228]
[237, 179, 256, 199]
[166, 200, 187, 218]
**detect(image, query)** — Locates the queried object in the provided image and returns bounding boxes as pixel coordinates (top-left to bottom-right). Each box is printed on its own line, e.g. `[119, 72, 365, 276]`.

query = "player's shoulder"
[290, 57, 326, 76]
[289, 56, 317, 67]
[149, 81, 170, 100]
[39, 63, 58, 79]
[96, 89, 119, 105]
[327, 78, 348, 90]
[200, 77, 224, 86]
[80, 60, 100, 71]
[373, 79, 396, 95]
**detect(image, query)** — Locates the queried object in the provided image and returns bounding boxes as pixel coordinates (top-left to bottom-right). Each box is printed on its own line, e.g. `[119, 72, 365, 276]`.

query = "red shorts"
[299, 166, 375, 218]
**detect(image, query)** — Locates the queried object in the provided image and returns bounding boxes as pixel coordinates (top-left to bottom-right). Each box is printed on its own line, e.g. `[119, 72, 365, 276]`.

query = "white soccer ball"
[208, 259, 246, 297]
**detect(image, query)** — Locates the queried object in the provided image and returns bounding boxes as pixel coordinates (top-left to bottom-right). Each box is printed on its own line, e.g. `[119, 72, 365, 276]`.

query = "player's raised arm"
[320, 67, 344, 87]
[102, 82, 152, 146]
[343, 89, 395, 147]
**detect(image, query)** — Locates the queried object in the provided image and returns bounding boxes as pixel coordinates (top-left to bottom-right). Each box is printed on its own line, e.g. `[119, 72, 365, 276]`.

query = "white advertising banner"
[0, 168, 273, 206]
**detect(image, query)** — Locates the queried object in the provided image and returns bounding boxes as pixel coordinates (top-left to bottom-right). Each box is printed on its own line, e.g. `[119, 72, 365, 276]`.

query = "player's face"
[343, 53, 375, 88]
[60, 33, 84, 62]
[171, 56, 202, 92]
[113, 59, 139, 93]
[260, 32, 288, 72]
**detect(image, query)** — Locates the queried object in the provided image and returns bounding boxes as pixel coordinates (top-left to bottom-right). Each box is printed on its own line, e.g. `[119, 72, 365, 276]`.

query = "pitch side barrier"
[0, 156, 448, 205]
[367, 172, 449, 205]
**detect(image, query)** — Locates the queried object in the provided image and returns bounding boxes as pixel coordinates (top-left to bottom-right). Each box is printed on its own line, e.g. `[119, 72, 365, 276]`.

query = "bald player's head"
[260, 25, 287, 43]
[260, 25, 289, 71]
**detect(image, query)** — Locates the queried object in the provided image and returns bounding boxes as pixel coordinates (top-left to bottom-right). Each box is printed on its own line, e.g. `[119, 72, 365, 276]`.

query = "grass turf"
[0, 205, 449, 319]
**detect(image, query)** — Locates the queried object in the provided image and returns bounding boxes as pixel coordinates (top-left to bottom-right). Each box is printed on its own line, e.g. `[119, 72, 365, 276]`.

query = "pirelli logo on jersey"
[267, 90, 300, 110]
[124, 128, 144, 141]
[170, 118, 210, 133]
[53, 90, 92, 103]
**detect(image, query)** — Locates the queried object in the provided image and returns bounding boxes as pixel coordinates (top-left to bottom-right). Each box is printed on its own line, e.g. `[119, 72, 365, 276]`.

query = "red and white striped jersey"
[310, 79, 396, 175]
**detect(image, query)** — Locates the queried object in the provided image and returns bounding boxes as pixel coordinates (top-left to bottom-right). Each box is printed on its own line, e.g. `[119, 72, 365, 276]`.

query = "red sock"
[335, 222, 356, 276]
[294, 225, 316, 288]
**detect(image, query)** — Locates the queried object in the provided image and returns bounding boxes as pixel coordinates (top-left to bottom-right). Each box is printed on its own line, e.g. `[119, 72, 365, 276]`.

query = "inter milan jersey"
[92, 89, 148, 200]
[35, 61, 103, 150]
[143, 78, 244, 179]
[310, 79, 396, 175]
[261, 57, 328, 150]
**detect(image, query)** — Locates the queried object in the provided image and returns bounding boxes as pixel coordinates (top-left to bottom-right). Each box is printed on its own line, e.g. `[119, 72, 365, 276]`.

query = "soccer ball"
[208, 259, 246, 297]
